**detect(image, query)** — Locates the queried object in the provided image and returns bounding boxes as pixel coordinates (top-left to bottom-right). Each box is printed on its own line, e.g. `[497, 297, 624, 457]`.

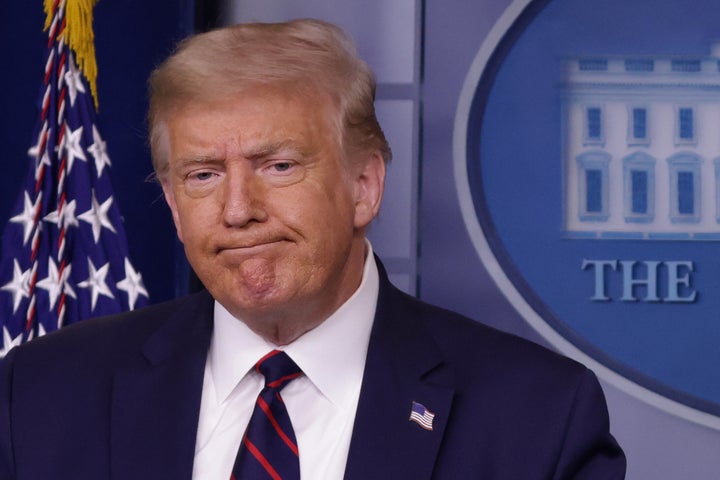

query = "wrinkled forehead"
[152, 86, 348, 178]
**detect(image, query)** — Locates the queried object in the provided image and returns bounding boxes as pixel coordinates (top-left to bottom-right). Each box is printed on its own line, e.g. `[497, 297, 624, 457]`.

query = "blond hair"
[148, 18, 391, 178]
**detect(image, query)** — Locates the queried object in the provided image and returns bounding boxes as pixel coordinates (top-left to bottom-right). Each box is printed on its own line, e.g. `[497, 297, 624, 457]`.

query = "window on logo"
[633, 108, 647, 140]
[678, 172, 694, 215]
[579, 58, 608, 71]
[576, 151, 610, 222]
[631, 170, 648, 214]
[624, 59, 654, 72]
[671, 59, 701, 72]
[668, 153, 701, 223]
[587, 107, 602, 141]
[586, 169, 603, 213]
[678, 107, 695, 142]
[623, 152, 655, 223]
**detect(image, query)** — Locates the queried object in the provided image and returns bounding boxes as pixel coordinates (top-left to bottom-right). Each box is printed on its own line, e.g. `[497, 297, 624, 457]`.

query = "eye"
[272, 161, 292, 172]
[265, 160, 297, 175]
[259, 158, 305, 186]
[189, 171, 216, 181]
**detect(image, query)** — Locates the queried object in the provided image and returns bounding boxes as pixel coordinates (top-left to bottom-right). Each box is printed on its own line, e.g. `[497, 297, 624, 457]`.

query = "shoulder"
[385, 284, 590, 390]
[3, 290, 213, 371]
[384, 287, 626, 475]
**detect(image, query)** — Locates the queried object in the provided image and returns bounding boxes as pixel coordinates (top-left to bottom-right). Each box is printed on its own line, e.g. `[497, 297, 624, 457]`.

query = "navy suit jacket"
[0, 265, 625, 479]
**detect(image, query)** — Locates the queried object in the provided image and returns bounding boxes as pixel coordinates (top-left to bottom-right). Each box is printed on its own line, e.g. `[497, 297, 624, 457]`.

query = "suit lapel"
[344, 268, 455, 480]
[110, 291, 214, 480]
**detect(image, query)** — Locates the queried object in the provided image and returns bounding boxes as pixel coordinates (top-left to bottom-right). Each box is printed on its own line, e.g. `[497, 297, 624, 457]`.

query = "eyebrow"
[174, 154, 223, 167]
[242, 140, 309, 160]
[173, 139, 316, 167]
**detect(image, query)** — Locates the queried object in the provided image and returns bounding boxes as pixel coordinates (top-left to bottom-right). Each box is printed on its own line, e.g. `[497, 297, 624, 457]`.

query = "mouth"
[215, 238, 290, 255]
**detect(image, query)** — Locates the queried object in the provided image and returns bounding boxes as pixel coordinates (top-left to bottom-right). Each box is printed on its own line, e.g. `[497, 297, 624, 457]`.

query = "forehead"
[164, 86, 341, 156]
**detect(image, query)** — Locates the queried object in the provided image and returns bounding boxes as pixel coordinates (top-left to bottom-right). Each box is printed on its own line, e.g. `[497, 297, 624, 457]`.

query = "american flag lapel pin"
[409, 401, 435, 431]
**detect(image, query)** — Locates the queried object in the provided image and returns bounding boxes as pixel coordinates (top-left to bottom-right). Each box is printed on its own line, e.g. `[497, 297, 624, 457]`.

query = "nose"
[221, 164, 268, 227]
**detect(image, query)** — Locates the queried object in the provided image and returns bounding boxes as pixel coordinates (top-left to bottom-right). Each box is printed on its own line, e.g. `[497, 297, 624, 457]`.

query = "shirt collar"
[209, 243, 379, 408]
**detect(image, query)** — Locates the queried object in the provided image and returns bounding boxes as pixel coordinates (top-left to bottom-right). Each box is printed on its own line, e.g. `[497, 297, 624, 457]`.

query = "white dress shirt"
[192, 248, 379, 480]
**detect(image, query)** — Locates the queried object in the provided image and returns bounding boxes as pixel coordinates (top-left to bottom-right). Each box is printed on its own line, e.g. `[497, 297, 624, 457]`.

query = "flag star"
[0, 326, 23, 358]
[78, 259, 114, 311]
[28, 143, 40, 161]
[37, 258, 76, 309]
[10, 192, 42, 245]
[78, 191, 116, 243]
[116, 258, 148, 310]
[1, 260, 31, 314]
[59, 124, 86, 174]
[64, 56, 86, 107]
[44, 199, 79, 230]
[87, 125, 112, 177]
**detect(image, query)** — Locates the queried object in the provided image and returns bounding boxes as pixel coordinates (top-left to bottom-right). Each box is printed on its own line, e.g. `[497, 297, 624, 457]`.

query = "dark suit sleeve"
[553, 369, 626, 479]
[0, 347, 17, 480]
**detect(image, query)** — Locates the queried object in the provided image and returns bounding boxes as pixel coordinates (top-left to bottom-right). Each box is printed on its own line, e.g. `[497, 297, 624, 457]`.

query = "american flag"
[0, 0, 148, 357]
[409, 401, 435, 431]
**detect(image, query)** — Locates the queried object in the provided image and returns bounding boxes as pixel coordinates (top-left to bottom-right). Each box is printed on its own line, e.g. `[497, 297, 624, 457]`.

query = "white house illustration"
[562, 44, 720, 240]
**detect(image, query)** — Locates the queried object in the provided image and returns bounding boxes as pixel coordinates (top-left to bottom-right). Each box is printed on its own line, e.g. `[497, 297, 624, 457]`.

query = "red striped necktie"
[231, 350, 303, 480]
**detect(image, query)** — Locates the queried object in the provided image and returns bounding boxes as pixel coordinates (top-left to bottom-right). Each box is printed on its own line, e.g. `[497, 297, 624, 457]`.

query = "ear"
[160, 178, 185, 243]
[353, 151, 386, 230]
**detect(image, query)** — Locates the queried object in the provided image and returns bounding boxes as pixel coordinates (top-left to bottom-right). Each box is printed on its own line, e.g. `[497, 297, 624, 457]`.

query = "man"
[0, 19, 625, 479]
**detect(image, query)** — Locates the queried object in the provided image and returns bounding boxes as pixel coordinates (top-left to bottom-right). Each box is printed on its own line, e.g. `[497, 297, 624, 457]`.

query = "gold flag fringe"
[44, 0, 101, 109]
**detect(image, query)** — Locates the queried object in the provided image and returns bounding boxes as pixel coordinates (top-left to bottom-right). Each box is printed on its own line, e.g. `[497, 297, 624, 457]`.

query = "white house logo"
[564, 52, 720, 241]
[454, 0, 720, 429]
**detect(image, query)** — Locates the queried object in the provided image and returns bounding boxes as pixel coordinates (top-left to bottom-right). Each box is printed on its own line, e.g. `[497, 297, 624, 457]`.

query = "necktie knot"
[255, 350, 303, 390]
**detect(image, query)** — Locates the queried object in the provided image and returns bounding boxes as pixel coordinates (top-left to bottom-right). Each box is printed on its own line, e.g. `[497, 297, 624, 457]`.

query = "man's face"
[160, 87, 384, 340]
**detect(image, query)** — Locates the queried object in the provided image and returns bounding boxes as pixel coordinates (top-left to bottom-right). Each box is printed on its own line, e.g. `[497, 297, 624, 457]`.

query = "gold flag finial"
[44, 0, 101, 109]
